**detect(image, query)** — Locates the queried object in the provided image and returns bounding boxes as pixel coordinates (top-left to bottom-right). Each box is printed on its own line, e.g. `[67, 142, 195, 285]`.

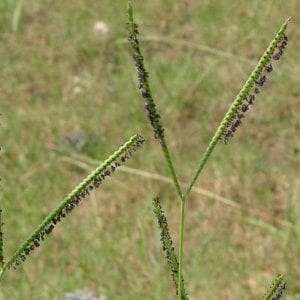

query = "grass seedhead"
[127, 1, 183, 200]
[222, 29, 289, 144]
[153, 197, 188, 299]
[127, 3, 164, 141]
[184, 18, 290, 198]
[2, 134, 145, 272]
[0, 209, 4, 269]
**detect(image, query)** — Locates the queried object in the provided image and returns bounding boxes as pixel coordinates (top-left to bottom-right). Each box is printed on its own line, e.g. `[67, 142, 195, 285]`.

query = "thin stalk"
[160, 138, 183, 199]
[183, 136, 219, 199]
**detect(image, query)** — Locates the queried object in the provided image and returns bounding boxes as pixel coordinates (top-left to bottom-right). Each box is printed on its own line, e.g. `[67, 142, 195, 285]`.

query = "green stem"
[184, 136, 219, 200]
[177, 137, 219, 298]
[160, 137, 183, 199]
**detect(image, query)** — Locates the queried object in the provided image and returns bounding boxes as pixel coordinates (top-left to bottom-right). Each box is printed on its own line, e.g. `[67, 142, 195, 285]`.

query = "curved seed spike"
[3, 134, 145, 272]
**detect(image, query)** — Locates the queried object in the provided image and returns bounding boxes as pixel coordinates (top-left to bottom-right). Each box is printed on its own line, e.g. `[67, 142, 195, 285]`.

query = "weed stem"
[160, 138, 183, 199]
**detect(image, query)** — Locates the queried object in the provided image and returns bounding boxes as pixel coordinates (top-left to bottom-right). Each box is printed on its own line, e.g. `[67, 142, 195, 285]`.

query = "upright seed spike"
[0, 209, 4, 268]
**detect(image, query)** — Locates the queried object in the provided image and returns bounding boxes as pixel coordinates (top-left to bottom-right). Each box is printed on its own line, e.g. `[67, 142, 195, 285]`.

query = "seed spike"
[262, 274, 286, 300]
[3, 134, 145, 271]
[153, 197, 188, 299]
[221, 19, 289, 144]
[0, 209, 4, 268]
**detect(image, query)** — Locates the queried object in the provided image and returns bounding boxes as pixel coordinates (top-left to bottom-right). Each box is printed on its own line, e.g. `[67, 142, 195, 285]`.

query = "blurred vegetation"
[0, 0, 299, 299]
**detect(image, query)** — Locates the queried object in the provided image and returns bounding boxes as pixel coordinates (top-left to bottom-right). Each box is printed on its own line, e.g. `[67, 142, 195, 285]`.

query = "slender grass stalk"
[127, 1, 183, 200]
[153, 197, 188, 299]
[0, 134, 145, 275]
[262, 274, 286, 300]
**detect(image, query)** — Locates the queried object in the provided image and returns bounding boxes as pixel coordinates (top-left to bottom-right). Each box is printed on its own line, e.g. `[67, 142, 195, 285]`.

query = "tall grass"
[127, 1, 290, 299]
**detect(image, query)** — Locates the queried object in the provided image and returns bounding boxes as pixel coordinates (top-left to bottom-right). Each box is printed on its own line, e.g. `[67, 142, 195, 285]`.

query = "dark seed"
[241, 104, 249, 112]
[273, 52, 281, 60]
[34, 240, 40, 247]
[265, 64, 273, 72]
[45, 225, 54, 234]
[248, 94, 255, 104]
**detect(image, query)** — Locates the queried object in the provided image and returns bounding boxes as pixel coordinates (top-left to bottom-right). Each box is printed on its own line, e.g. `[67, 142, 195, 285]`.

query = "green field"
[0, 1, 299, 299]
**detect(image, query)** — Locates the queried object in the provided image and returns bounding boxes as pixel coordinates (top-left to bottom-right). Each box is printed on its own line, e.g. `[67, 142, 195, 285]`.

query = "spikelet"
[127, 3, 164, 140]
[262, 274, 286, 300]
[271, 281, 286, 300]
[0, 209, 4, 269]
[153, 197, 188, 299]
[221, 21, 290, 144]
[4, 134, 145, 271]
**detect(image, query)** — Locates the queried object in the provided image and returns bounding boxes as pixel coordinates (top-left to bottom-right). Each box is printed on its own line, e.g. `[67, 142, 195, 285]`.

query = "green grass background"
[0, 0, 299, 299]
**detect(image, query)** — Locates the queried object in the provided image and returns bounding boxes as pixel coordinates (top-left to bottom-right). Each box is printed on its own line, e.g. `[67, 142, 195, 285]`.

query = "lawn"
[0, 0, 299, 299]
